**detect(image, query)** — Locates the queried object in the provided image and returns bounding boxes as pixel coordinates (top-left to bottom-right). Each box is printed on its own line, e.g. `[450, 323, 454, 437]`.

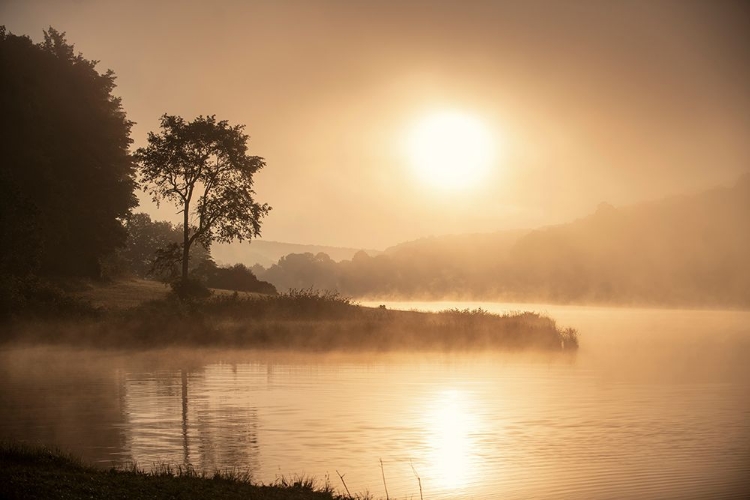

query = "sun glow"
[407, 110, 496, 191]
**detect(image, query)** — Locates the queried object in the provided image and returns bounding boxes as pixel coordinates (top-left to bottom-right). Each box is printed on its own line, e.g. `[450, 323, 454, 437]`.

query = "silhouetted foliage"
[150, 243, 184, 282]
[135, 115, 270, 288]
[120, 213, 181, 277]
[116, 213, 210, 279]
[194, 261, 277, 294]
[0, 27, 137, 278]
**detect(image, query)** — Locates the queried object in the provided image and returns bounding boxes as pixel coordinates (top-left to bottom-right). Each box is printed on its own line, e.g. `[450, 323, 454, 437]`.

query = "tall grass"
[0, 442, 369, 499]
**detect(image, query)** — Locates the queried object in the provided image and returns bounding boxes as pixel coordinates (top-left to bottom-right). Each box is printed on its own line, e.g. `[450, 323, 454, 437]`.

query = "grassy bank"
[1, 280, 578, 351]
[0, 443, 362, 500]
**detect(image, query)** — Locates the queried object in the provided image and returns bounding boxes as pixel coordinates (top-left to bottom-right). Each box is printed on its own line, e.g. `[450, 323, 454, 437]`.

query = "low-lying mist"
[0, 289, 578, 352]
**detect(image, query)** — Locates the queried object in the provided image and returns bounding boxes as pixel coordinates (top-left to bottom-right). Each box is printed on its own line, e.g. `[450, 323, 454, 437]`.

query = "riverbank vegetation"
[0, 283, 578, 351]
[0, 443, 367, 500]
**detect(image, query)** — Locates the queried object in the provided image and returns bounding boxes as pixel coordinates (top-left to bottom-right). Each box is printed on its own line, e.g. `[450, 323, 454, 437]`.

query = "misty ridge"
[213, 240, 383, 269]
[250, 174, 750, 308]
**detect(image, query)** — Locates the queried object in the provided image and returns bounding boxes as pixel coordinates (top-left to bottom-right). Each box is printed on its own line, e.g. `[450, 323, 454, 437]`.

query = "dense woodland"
[0, 27, 135, 279]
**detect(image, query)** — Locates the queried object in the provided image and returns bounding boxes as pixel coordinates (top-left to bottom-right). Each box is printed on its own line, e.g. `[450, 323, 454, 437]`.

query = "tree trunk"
[182, 200, 190, 282]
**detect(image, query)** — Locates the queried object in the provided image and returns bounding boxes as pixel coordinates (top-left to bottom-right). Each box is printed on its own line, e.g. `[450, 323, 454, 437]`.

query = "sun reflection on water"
[423, 388, 481, 491]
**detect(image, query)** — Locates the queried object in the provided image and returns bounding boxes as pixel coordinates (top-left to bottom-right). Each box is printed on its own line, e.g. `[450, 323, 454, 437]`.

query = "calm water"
[1, 303, 749, 499]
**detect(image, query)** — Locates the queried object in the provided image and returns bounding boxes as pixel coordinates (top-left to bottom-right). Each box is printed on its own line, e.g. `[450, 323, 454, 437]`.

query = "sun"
[407, 110, 495, 191]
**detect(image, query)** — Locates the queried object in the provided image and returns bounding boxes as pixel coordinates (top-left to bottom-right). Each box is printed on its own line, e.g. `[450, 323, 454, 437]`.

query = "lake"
[1, 302, 749, 499]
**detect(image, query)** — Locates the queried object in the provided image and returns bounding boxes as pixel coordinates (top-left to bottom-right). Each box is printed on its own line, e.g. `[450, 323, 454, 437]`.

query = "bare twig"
[336, 470, 352, 498]
[380, 458, 389, 500]
[410, 460, 424, 500]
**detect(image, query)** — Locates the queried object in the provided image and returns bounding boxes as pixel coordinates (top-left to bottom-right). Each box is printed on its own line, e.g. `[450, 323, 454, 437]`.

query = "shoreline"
[0, 442, 360, 500]
[2, 298, 578, 352]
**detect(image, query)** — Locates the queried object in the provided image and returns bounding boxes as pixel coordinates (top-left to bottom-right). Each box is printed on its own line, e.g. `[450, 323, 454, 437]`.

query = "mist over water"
[1, 303, 748, 499]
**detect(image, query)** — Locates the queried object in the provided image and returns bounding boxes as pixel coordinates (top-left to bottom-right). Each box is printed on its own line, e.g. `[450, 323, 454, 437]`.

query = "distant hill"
[254, 173, 750, 308]
[365, 229, 532, 297]
[504, 173, 750, 306]
[211, 240, 382, 267]
[384, 229, 530, 269]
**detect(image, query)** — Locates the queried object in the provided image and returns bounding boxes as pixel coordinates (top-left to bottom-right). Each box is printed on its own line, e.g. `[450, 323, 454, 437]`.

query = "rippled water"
[1, 304, 749, 499]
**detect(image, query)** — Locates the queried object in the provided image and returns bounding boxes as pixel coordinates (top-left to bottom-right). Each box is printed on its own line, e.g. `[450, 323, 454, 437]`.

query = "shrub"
[170, 277, 212, 300]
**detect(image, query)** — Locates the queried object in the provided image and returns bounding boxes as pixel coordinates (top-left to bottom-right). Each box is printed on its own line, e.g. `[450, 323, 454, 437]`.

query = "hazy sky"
[3, 0, 748, 249]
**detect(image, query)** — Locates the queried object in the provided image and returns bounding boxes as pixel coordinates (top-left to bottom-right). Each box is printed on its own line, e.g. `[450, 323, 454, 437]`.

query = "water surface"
[1, 303, 748, 499]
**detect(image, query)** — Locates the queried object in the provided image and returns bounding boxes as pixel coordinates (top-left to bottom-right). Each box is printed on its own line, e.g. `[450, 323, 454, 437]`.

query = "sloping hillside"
[255, 174, 750, 307]
[504, 174, 750, 305]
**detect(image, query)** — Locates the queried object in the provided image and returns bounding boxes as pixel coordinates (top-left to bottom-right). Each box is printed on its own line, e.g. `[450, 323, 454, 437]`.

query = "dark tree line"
[0, 27, 136, 278]
[1, 27, 272, 302]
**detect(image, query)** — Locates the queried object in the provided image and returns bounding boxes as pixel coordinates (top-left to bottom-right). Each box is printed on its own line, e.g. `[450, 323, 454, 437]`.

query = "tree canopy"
[135, 114, 270, 283]
[0, 27, 137, 277]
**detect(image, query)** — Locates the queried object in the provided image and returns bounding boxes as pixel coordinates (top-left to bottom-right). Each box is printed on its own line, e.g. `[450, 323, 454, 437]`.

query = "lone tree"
[135, 114, 270, 284]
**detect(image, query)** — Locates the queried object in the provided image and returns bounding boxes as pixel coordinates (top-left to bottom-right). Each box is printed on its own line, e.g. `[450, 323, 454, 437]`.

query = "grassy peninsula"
[0, 282, 577, 500]
[1, 279, 578, 351]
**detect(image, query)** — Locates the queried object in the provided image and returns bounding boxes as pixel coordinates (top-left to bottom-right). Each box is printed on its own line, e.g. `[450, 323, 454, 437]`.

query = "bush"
[201, 263, 277, 294]
[170, 278, 212, 301]
[192, 259, 277, 295]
